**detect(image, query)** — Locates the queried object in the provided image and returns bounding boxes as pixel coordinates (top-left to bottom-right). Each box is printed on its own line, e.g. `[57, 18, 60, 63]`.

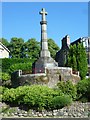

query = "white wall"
[0, 45, 9, 58]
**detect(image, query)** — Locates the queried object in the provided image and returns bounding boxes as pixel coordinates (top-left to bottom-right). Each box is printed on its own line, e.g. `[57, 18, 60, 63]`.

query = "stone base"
[32, 57, 58, 74]
[11, 67, 80, 88]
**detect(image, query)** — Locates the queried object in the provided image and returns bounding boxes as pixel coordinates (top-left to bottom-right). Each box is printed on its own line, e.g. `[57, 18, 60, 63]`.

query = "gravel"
[0, 102, 90, 118]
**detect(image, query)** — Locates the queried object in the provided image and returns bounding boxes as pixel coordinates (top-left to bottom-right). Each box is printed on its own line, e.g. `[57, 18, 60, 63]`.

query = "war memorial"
[1, 8, 90, 119]
[11, 8, 80, 88]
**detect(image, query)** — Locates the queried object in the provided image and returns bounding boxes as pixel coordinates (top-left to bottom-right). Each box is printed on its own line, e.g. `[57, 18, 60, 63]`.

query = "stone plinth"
[32, 57, 58, 73]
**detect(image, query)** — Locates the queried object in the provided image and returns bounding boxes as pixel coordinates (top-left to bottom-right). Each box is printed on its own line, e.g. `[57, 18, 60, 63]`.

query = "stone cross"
[39, 8, 50, 58]
[39, 8, 47, 21]
[32, 8, 58, 74]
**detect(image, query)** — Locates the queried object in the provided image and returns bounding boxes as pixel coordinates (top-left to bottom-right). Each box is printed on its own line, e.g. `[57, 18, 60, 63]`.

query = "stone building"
[0, 42, 10, 58]
[55, 35, 70, 67]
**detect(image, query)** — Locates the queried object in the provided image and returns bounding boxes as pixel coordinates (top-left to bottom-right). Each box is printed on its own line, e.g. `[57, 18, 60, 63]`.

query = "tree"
[48, 38, 60, 59]
[66, 45, 77, 71]
[77, 43, 88, 79]
[8, 37, 24, 58]
[0, 38, 9, 47]
[23, 38, 40, 61]
[67, 43, 88, 79]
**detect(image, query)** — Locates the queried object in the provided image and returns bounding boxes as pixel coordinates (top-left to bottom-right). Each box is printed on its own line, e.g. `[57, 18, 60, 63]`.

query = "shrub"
[2, 85, 72, 110]
[0, 86, 3, 102]
[0, 72, 11, 81]
[2, 88, 16, 103]
[0, 72, 11, 88]
[0, 86, 8, 102]
[23, 85, 63, 110]
[57, 80, 77, 100]
[76, 78, 90, 101]
[51, 95, 72, 109]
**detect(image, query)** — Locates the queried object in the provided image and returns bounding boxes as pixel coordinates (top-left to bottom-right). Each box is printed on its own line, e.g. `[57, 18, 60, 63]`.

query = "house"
[0, 42, 10, 58]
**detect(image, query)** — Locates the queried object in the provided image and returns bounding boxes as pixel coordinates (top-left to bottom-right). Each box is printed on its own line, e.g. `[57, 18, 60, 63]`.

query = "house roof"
[0, 42, 10, 52]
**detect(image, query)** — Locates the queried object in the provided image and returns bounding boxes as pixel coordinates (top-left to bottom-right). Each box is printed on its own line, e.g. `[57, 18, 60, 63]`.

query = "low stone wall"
[46, 67, 80, 88]
[1, 102, 90, 118]
[11, 67, 80, 88]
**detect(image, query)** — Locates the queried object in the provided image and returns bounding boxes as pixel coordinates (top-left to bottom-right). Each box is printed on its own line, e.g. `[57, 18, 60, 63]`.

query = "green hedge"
[76, 78, 90, 102]
[2, 85, 72, 110]
[8, 62, 32, 74]
[1, 58, 34, 73]
[57, 80, 77, 100]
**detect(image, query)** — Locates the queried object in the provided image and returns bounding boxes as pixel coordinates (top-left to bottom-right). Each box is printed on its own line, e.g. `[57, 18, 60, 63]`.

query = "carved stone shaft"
[40, 8, 50, 57]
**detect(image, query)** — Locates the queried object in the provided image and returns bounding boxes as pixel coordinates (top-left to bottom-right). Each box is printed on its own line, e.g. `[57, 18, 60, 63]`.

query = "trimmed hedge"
[1, 58, 34, 73]
[2, 85, 72, 110]
[8, 62, 32, 74]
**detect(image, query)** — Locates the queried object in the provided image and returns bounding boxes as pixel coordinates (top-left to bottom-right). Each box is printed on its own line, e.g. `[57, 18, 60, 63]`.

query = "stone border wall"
[11, 67, 80, 88]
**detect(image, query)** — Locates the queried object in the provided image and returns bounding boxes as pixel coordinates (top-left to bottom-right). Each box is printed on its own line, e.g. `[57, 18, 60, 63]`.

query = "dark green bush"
[2, 85, 72, 110]
[57, 80, 77, 100]
[52, 95, 72, 109]
[76, 78, 90, 102]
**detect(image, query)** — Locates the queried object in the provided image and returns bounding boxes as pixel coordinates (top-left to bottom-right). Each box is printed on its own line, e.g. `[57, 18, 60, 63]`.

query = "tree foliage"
[0, 38, 9, 47]
[67, 43, 88, 79]
[77, 43, 88, 79]
[1, 37, 59, 60]
[48, 38, 60, 59]
[8, 37, 24, 58]
[22, 38, 40, 60]
[67, 45, 77, 71]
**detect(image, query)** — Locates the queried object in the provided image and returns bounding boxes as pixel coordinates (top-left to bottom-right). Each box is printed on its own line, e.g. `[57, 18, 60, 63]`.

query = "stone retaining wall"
[11, 67, 80, 88]
[1, 102, 90, 118]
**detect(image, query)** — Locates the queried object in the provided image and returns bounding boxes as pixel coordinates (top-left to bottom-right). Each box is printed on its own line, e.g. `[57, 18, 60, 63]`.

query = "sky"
[1, 2, 88, 47]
